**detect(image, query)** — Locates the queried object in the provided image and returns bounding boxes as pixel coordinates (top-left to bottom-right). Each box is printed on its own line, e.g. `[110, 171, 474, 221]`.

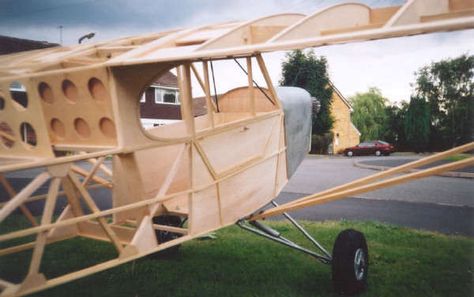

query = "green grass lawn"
[1, 218, 473, 297]
[444, 153, 471, 162]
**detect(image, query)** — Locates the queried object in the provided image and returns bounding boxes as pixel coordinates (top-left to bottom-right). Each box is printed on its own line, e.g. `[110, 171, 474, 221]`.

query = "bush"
[310, 133, 333, 154]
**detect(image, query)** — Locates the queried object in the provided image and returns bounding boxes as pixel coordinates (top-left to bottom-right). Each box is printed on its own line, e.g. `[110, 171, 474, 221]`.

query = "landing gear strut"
[239, 201, 369, 295]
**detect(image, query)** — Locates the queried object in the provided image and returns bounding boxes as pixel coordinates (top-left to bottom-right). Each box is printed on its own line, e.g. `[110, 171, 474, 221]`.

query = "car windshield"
[378, 141, 389, 145]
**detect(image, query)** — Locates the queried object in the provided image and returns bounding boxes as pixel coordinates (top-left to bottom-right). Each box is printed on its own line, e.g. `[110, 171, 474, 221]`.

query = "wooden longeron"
[0, 0, 473, 296]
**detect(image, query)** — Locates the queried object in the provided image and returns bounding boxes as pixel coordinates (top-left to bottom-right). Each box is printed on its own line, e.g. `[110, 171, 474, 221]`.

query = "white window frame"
[9, 81, 26, 92]
[153, 86, 180, 105]
[140, 93, 146, 103]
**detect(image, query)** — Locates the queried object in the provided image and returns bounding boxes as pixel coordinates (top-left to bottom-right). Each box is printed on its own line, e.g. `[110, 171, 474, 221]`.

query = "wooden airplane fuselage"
[1, 0, 474, 296]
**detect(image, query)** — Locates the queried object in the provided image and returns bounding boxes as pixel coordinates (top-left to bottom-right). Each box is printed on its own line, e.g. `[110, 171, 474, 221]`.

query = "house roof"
[153, 71, 178, 88]
[329, 80, 352, 111]
[0, 35, 59, 55]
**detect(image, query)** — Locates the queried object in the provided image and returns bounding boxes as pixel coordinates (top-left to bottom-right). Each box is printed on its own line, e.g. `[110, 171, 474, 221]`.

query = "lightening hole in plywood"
[99, 117, 116, 138]
[88, 77, 109, 102]
[51, 118, 66, 139]
[38, 82, 54, 104]
[20, 122, 37, 147]
[10, 81, 28, 109]
[74, 118, 91, 138]
[62, 79, 78, 103]
[0, 122, 15, 148]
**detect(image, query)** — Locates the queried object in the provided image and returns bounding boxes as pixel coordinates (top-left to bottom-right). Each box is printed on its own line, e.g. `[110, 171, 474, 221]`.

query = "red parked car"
[343, 140, 395, 157]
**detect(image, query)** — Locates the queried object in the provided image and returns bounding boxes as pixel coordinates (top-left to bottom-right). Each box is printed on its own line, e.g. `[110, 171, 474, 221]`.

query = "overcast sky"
[1, 0, 473, 103]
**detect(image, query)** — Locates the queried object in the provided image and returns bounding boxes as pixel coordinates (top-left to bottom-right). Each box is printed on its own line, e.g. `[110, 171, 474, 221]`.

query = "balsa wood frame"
[1, 0, 474, 296]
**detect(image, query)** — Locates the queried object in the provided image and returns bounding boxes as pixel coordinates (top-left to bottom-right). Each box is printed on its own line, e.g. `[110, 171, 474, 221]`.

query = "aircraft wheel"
[332, 229, 368, 295]
[151, 215, 183, 257]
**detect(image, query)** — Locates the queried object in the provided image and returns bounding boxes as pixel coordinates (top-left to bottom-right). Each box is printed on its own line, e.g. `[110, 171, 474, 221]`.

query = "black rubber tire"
[150, 215, 183, 258]
[332, 229, 369, 295]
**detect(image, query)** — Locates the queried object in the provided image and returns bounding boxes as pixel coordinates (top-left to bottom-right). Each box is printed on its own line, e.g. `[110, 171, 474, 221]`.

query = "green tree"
[280, 50, 334, 134]
[404, 96, 431, 152]
[413, 54, 474, 149]
[384, 101, 409, 150]
[350, 87, 388, 141]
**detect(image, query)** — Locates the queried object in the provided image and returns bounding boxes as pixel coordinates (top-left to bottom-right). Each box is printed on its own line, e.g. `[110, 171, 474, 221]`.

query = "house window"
[9, 81, 26, 91]
[154, 87, 179, 104]
[154, 88, 162, 104]
[163, 90, 177, 103]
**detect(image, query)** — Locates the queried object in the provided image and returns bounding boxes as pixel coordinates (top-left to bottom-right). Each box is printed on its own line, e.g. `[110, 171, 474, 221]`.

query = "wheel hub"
[354, 248, 366, 281]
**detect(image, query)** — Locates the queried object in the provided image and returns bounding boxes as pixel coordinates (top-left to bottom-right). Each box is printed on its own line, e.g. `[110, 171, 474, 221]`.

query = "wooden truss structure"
[0, 0, 473, 296]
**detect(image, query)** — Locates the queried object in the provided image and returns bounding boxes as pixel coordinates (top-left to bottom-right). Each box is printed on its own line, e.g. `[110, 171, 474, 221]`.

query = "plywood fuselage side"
[108, 62, 288, 237]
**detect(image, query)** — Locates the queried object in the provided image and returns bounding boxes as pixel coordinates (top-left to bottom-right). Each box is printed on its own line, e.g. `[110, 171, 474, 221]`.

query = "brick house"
[139, 71, 207, 129]
[139, 71, 182, 129]
[329, 82, 361, 154]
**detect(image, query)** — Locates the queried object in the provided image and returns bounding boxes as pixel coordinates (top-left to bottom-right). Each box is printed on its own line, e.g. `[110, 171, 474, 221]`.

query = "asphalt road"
[359, 158, 474, 173]
[283, 155, 474, 208]
[2, 156, 473, 236]
[275, 155, 473, 236]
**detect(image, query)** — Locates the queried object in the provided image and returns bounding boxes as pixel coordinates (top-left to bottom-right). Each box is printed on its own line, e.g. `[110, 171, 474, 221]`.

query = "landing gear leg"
[239, 201, 369, 295]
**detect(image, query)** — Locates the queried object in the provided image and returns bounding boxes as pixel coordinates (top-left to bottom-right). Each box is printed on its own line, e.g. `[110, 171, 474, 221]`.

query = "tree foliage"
[404, 96, 431, 152]
[384, 102, 408, 150]
[280, 50, 334, 134]
[414, 54, 474, 149]
[350, 87, 388, 141]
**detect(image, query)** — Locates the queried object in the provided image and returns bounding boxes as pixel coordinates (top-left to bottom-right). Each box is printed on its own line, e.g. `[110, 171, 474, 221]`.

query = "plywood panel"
[192, 145, 215, 185]
[218, 87, 276, 113]
[0, 79, 53, 158]
[275, 152, 288, 195]
[35, 67, 117, 148]
[198, 116, 277, 175]
[135, 143, 186, 198]
[162, 193, 189, 215]
[189, 186, 220, 234]
[219, 157, 277, 224]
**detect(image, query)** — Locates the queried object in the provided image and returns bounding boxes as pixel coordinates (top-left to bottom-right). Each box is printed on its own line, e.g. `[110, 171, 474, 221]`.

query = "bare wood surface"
[0, 175, 37, 226]
[67, 173, 124, 253]
[0, 172, 50, 222]
[1, 2, 473, 295]
[27, 178, 61, 275]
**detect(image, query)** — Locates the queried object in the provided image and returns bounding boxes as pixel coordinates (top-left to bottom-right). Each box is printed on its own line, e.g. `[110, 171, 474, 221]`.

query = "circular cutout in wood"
[10, 81, 28, 109]
[38, 82, 54, 104]
[74, 118, 91, 138]
[0, 121, 15, 148]
[51, 118, 66, 138]
[62, 79, 78, 103]
[19, 122, 37, 147]
[88, 78, 109, 102]
[99, 117, 116, 138]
